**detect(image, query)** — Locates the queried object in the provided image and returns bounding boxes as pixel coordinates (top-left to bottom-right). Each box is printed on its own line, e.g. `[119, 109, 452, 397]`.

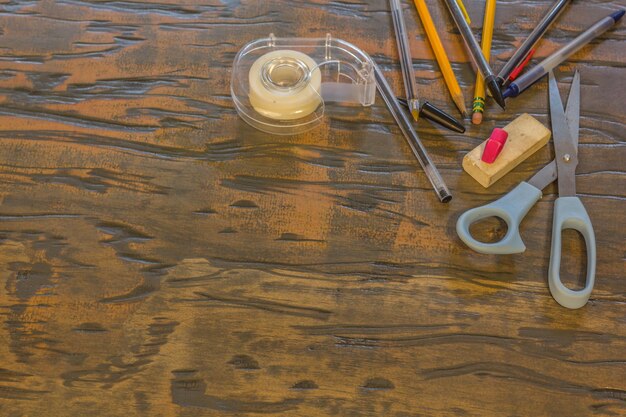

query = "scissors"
[456, 71, 596, 309]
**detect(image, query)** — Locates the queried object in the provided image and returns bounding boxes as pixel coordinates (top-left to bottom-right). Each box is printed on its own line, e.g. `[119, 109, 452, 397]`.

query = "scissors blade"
[566, 70, 580, 147]
[527, 160, 558, 191]
[527, 71, 581, 192]
[549, 71, 578, 197]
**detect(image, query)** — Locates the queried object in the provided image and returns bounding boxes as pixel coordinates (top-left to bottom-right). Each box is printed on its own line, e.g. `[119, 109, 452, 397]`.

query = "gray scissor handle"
[456, 182, 543, 254]
[548, 196, 596, 309]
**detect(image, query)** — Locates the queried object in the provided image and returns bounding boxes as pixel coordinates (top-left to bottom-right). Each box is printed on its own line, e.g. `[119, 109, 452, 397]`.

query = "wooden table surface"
[0, 1, 624, 416]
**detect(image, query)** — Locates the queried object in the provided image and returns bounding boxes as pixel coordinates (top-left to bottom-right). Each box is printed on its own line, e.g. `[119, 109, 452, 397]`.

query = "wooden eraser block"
[462, 113, 551, 188]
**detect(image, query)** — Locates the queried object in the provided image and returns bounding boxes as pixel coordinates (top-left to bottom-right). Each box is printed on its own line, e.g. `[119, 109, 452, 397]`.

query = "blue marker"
[503, 10, 624, 99]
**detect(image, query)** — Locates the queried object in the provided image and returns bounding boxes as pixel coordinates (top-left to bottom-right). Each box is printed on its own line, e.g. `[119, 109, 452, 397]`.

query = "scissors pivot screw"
[562, 153, 571, 162]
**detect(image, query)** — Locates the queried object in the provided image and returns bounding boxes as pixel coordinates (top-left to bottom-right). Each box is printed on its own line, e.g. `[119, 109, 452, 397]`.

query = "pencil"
[412, 0, 467, 117]
[471, 0, 496, 125]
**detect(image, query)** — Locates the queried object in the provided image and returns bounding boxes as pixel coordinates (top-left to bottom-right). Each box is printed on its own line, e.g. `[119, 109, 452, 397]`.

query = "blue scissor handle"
[548, 196, 596, 309]
[456, 182, 543, 254]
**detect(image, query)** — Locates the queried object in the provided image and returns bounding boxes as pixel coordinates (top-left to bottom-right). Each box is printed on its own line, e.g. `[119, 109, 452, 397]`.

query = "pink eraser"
[481, 128, 509, 164]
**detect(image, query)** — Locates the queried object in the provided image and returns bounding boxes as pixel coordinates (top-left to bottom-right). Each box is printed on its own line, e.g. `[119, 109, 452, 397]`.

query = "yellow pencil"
[412, 0, 467, 117]
[472, 0, 496, 125]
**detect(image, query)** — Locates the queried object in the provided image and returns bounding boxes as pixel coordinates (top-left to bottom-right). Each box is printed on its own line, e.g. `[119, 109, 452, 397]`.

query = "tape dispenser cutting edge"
[231, 33, 377, 135]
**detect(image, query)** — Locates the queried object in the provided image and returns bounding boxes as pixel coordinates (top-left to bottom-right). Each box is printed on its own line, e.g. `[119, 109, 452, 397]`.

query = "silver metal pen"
[443, 0, 505, 109]
[374, 63, 452, 203]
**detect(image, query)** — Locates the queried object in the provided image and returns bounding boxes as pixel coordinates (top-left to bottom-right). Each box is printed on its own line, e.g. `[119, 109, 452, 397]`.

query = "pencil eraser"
[462, 113, 551, 188]
[481, 128, 508, 163]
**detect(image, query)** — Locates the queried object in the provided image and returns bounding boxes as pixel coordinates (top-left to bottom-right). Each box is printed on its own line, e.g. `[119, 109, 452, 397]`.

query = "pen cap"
[420, 101, 466, 133]
[231, 34, 376, 135]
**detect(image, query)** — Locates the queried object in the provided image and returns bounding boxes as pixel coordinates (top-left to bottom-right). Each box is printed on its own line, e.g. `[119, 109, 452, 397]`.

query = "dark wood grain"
[0, 0, 624, 416]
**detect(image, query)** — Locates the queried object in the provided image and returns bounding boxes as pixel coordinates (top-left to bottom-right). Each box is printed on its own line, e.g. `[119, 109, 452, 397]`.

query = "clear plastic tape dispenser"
[231, 33, 376, 135]
[230, 33, 451, 202]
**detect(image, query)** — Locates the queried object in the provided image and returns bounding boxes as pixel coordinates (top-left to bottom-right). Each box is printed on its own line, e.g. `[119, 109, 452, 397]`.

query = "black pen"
[443, 0, 505, 109]
[497, 0, 571, 86]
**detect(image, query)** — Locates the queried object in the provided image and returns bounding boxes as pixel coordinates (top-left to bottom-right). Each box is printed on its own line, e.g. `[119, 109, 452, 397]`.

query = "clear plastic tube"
[374, 63, 452, 203]
[389, 0, 420, 119]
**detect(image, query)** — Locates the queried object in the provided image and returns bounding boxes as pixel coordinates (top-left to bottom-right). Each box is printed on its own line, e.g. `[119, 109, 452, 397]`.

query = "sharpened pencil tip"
[453, 96, 468, 118]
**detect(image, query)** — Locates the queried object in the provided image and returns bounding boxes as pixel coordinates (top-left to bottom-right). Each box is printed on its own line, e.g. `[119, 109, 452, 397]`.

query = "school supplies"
[389, 0, 421, 120]
[389, 0, 463, 131]
[462, 113, 551, 188]
[496, 0, 571, 86]
[375, 64, 452, 203]
[503, 10, 624, 99]
[231, 34, 377, 135]
[412, 0, 467, 116]
[398, 98, 466, 133]
[444, 0, 506, 109]
[231, 34, 451, 202]
[471, 0, 496, 125]
[457, 72, 596, 309]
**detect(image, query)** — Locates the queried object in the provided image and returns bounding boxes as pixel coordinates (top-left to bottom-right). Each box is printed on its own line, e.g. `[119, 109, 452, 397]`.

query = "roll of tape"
[248, 49, 322, 120]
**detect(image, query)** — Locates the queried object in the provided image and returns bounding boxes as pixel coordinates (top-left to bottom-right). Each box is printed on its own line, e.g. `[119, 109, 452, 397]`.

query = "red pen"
[508, 49, 536, 82]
